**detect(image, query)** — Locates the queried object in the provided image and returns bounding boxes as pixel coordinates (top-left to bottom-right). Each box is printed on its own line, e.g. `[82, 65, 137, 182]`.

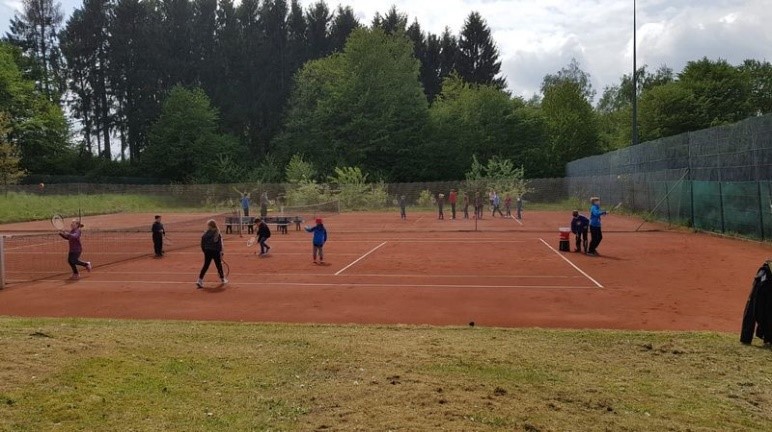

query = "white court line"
[7, 270, 584, 279]
[538, 238, 604, 288]
[511, 216, 523, 226]
[335, 241, 388, 276]
[388, 239, 528, 243]
[70, 280, 593, 290]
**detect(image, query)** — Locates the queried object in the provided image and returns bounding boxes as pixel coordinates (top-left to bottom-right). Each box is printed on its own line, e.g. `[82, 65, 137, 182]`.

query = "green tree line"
[2, 0, 772, 184]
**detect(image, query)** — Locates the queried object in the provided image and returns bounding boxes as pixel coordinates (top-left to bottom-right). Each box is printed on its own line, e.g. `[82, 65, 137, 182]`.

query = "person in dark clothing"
[570, 210, 590, 253]
[587, 197, 607, 256]
[399, 195, 407, 220]
[255, 217, 272, 256]
[59, 220, 91, 280]
[516, 196, 523, 220]
[462, 193, 470, 219]
[152, 215, 165, 257]
[437, 193, 445, 220]
[474, 192, 483, 219]
[448, 189, 458, 220]
[197, 219, 227, 288]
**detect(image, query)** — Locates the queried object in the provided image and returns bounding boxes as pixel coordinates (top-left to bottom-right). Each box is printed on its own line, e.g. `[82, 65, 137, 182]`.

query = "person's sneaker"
[574, 248, 581, 252]
[586, 252, 597, 256]
[86, 262, 92, 272]
[221, 278, 228, 284]
[196, 279, 204, 288]
[70, 273, 79, 280]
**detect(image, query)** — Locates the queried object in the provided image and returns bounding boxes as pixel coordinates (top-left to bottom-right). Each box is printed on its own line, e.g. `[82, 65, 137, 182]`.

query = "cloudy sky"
[2, 0, 771, 101]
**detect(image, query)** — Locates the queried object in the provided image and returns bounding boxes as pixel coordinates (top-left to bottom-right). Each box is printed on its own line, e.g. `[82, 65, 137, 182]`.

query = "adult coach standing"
[240, 192, 251, 217]
[587, 197, 607, 256]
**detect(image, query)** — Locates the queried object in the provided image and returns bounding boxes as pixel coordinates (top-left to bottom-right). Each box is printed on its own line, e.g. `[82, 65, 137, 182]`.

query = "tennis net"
[278, 200, 340, 221]
[0, 211, 230, 287]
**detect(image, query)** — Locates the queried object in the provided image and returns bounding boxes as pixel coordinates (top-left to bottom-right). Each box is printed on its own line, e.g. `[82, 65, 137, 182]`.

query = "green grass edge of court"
[1, 317, 770, 432]
[0, 193, 224, 224]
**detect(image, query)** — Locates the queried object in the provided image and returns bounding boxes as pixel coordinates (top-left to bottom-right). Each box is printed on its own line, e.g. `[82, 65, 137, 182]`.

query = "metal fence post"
[0, 236, 5, 290]
[759, 181, 766, 241]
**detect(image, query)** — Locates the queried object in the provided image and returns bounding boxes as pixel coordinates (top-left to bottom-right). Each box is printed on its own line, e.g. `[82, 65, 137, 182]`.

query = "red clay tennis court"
[0, 210, 769, 332]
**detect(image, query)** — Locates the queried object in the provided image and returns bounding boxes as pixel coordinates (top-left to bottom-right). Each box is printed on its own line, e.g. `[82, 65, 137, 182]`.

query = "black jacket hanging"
[741, 261, 772, 344]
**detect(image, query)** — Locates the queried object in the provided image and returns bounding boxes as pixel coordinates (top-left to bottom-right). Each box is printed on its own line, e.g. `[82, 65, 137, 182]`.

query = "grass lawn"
[0, 317, 770, 431]
[0, 193, 215, 224]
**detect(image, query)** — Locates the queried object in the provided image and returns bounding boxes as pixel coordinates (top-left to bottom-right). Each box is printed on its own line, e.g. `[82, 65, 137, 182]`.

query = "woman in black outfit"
[197, 219, 227, 288]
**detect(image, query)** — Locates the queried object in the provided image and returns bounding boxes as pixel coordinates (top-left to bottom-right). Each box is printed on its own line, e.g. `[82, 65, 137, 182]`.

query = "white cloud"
[2, 0, 771, 102]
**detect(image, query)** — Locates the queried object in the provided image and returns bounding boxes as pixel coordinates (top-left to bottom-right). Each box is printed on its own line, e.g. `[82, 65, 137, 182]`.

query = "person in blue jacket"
[587, 197, 607, 256]
[570, 210, 590, 253]
[305, 218, 328, 264]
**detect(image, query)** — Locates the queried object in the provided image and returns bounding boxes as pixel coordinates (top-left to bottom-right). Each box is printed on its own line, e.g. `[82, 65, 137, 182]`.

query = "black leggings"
[589, 226, 603, 253]
[199, 250, 224, 279]
[67, 252, 88, 274]
[153, 233, 163, 255]
[575, 228, 588, 252]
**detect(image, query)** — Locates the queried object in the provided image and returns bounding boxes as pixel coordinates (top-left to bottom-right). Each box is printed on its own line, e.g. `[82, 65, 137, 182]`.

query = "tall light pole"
[632, 0, 638, 146]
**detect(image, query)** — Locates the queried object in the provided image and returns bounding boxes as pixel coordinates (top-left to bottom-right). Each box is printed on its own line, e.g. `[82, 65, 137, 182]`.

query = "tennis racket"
[246, 237, 256, 247]
[222, 259, 230, 277]
[611, 202, 623, 211]
[163, 236, 173, 245]
[51, 214, 65, 230]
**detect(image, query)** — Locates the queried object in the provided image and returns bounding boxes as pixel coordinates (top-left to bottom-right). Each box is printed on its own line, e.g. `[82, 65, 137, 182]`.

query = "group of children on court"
[192, 216, 327, 288]
[398, 190, 524, 221]
[59, 214, 328, 287]
[59, 197, 605, 284]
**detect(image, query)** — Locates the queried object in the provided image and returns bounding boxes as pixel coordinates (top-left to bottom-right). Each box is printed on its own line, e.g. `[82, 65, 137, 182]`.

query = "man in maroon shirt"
[448, 189, 458, 220]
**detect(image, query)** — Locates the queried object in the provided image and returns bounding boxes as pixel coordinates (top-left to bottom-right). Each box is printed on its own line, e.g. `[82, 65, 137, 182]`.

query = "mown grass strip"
[0, 318, 770, 431]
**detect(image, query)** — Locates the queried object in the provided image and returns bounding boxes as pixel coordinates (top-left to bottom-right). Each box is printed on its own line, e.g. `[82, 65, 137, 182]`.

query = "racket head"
[247, 237, 256, 247]
[163, 237, 173, 245]
[612, 202, 623, 211]
[51, 214, 65, 230]
[222, 260, 230, 277]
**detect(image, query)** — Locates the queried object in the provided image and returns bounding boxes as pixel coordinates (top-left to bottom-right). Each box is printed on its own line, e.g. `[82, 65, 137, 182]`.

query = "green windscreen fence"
[567, 115, 772, 241]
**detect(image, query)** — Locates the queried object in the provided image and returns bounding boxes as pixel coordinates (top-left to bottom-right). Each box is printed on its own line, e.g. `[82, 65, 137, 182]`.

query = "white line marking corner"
[538, 238, 604, 288]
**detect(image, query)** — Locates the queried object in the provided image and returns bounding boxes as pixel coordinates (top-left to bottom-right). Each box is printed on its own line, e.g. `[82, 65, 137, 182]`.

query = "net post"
[0, 235, 5, 290]
[237, 207, 243, 237]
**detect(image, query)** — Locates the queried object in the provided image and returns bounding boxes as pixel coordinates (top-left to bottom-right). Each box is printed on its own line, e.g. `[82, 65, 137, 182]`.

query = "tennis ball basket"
[558, 227, 571, 252]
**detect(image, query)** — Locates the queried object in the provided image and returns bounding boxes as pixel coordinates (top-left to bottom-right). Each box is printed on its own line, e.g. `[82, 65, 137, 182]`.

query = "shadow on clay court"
[200, 285, 227, 293]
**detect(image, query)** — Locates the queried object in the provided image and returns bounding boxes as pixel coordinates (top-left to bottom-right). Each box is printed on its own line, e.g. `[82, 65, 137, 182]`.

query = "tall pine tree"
[329, 5, 358, 53]
[372, 6, 407, 35]
[438, 27, 457, 79]
[4, 0, 65, 103]
[109, 0, 163, 161]
[60, 0, 112, 159]
[305, 1, 331, 59]
[456, 12, 504, 88]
